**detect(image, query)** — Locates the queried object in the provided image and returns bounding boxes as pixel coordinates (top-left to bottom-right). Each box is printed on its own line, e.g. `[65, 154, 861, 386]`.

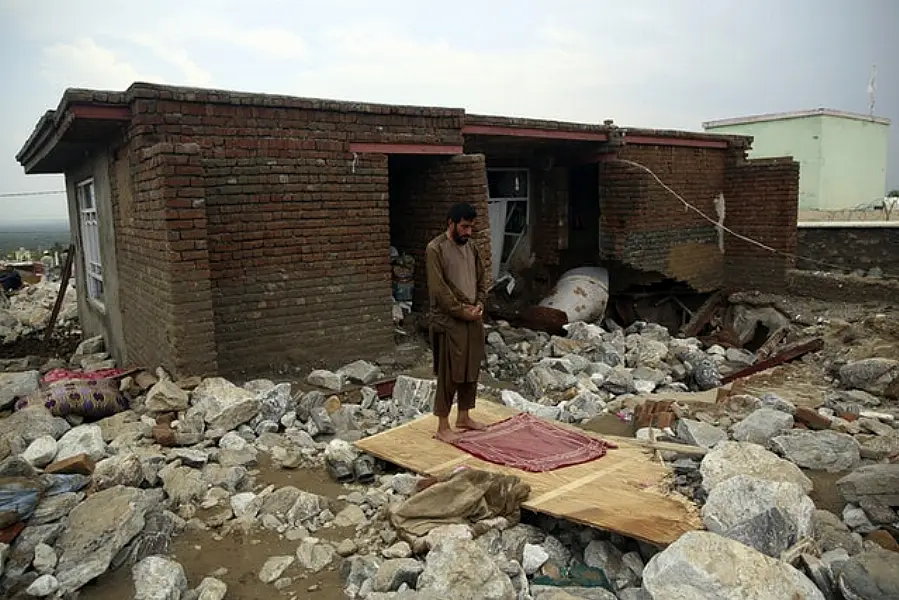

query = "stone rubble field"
[0, 297, 898, 599]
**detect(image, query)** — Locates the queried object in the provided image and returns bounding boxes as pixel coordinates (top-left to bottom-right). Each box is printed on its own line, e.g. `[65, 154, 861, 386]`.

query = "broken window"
[488, 169, 530, 279]
[76, 178, 104, 306]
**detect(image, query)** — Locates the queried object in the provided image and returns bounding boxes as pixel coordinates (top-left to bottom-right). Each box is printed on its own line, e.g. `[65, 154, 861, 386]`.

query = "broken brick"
[0, 521, 25, 545]
[865, 530, 899, 553]
[152, 425, 177, 447]
[44, 453, 95, 476]
[794, 406, 832, 430]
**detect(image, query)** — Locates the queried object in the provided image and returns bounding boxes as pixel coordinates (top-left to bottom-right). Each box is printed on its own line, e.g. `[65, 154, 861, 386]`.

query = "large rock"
[770, 430, 861, 472]
[676, 419, 727, 450]
[838, 548, 899, 600]
[144, 380, 190, 412]
[55, 424, 107, 462]
[700, 441, 813, 493]
[55, 486, 157, 594]
[584, 540, 639, 590]
[307, 369, 346, 392]
[195, 577, 227, 600]
[252, 382, 292, 424]
[417, 538, 516, 600]
[812, 509, 863, 555]
[258, 555, 295, 583]
[339, 360, 382, 385]
[0, 408, 70, 446]
[372, 558, 424, 593]
[132, 556, 188, 600]
[839, 359, 899, 398]
[837, 464, 899, 506]
[0, 371, 40, 411]
[701, 475, 815, 557]
[732, 408, 795, 446]
[21, 436, 58, 468]
[642, 531, 824, 599]
[191, 378, 260, 431]
[501, 390, 561, 421]
[391, 376, 436, 413]
[525, 365, 578, 396]
[93, 452, 145, 490]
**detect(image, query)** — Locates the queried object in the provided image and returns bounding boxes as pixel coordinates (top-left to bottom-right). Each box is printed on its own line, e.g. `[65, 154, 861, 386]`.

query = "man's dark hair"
[447, 202, 477, 224]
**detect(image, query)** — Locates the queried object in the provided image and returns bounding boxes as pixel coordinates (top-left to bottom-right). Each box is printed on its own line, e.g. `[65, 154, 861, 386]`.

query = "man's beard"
[452, 227, 470, 245]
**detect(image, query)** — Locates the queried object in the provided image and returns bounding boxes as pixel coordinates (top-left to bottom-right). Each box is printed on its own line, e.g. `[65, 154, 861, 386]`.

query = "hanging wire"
[614, 158, 899, 280]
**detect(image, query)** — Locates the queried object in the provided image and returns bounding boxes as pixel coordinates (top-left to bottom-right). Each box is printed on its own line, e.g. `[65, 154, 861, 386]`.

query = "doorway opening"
[565, 162, 601, 268]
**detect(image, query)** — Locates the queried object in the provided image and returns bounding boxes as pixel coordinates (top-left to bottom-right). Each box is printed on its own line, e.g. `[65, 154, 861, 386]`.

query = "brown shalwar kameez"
[426, 233, 488, 418]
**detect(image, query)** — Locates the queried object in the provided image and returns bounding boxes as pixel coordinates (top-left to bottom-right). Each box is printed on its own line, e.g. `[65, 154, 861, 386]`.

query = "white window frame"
[487, 168, 531, 274]
[76, 178, 104, 308]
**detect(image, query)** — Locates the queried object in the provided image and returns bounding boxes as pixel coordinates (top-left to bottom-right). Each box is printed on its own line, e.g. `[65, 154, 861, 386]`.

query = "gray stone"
[132, 556, 188, 600]
[501, 523, 546, 561]
[372, 558, 423, 592]
[160, 466, 209, 507]
[21, 436, 58, 468]
[32, 542, 56, 573]
[295, 538, 335, 571]
[758, 392, 796, 414]
[858, 497, 899, 525]
[55, 486, 156, 594]
[583, 540, 638, 590]
[500, 389, 561, 421]
[522, 543, 549, 575]
[334, 504, 367, 527]
[700, 441, 813, 493]
[701, 475, 815, 557]
[113, 510, 181, 570]
[391, 376, 436, 412]
[25, 574, 59, 597]
[254, 382, 292, 424]
[838, 549, 899, 600]
[839, 359, 899, 397]
[529, 585, 617, 599]
[812, 510, 863, 555]
[259, 555, 295, 583]
[192, 378, 260, 431]
[417, 538, 515, 600]
[842, 505, 876, 534]
[732, 408, 795, 446]
[337, 539, 358, 557]
[0, 407, 70, 446]
[603, 367, 636, 395]
[31, 492, 82, 525]
[857, 417, 895, 437]
[339, 360, 382, 385]
[341, 554, 381, 592]
[307, 369, 346, 392]
[642, 531, 824, 600]
[771, 430, 861, 472]
[286, 490, 325, 526]
[195, 577, 227, 600]
[0, 370, 40, 411]
[145, 379, 190, 412]
[837, 464, 899, 506]
[94, 452, 144, 490]
[55, 424, 106, 462]
[525, 365, 578, 396]
[217, 431, 257, 467]
[676, 419, 727, 449]
[382, 541, 412, 559]
[857, 435, 899, 460]
[799, 554, 838, 600]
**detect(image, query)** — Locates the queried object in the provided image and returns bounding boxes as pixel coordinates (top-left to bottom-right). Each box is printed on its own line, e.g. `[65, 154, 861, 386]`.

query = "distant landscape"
[0, 219, 70, 257]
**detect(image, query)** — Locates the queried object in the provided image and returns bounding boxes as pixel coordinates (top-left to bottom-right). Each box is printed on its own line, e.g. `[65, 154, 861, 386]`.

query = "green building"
[703, 109, 891, 211]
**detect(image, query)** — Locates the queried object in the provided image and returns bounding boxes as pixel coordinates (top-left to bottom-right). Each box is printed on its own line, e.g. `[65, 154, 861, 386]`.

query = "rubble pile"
[0, 280, 77, 346]
[0, 301, 897, 599]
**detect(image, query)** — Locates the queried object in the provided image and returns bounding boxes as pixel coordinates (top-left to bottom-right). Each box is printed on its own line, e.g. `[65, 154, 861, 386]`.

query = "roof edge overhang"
[16, 89, 131, 175]
[703, 108, 892, 129]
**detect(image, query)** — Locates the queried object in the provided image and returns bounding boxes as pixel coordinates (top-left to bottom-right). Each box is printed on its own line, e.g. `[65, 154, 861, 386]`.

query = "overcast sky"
[1, 0, 896, 222]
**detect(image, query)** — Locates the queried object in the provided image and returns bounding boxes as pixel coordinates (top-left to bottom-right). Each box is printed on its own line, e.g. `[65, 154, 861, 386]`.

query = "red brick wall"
[598, 145, 730, 291]
[119, 84, 465, 375]
[723, 157, 799, 291]
[112, 139, 218, 377]
[531, 167, 569, 268]
[389, 154, 491, 310]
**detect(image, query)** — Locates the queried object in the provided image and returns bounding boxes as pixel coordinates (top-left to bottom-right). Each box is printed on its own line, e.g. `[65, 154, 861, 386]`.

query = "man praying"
[425, 202, 489, 442]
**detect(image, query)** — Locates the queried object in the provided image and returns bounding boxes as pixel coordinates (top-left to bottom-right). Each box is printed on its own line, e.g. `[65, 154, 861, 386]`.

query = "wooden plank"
[42, 244, 74, 348]
[680, 291, 723, 337]
[721, 337, 824, 384]
[755, 326, 789, 360]
[355, 402, 701, 545]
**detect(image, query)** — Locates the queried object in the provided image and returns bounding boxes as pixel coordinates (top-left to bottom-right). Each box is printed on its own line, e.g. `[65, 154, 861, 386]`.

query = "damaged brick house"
[15, 83, 799, 378]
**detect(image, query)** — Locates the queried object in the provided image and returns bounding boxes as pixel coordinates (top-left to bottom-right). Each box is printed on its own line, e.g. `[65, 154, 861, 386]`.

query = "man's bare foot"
[455, 416, 486, 432]
[435, 427, 460, 443]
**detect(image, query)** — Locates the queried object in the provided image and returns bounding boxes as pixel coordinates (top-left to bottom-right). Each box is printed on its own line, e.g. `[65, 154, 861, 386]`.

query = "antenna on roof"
[868, 64, 877, 116]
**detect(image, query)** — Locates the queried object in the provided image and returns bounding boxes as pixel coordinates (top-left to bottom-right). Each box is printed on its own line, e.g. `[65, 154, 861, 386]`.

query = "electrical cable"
[614, 158, 899, 280]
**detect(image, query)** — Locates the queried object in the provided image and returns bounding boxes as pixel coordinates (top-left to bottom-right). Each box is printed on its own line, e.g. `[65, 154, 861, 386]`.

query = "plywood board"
[355, 402, 702, 546]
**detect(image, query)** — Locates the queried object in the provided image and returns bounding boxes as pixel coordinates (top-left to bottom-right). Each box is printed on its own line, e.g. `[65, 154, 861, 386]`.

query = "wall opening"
[487, 168, 530, 281]
[564, 162, 601, 269]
